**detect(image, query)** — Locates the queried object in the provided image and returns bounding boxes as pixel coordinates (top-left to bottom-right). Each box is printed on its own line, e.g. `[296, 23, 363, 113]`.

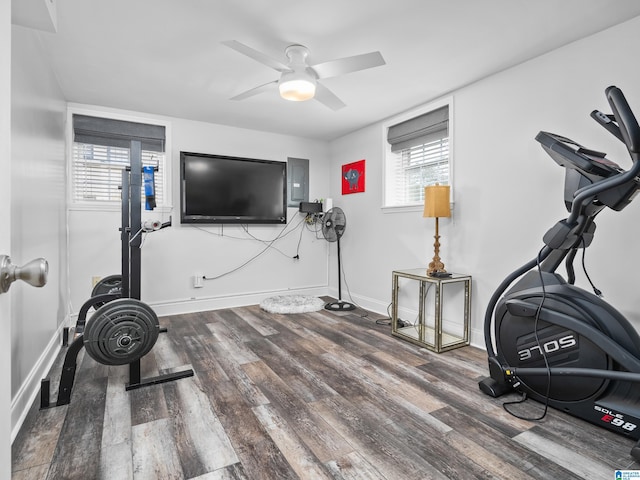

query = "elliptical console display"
[479, 86, 640, 461]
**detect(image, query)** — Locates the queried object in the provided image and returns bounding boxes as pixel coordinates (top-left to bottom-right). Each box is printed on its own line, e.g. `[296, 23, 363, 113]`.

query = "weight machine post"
[124, 139, 194, 390]
[126, 140, 143, 386]
[129, 140, 142, 301]
[128, 359, 142, 386]
[121, 169, 131, 299]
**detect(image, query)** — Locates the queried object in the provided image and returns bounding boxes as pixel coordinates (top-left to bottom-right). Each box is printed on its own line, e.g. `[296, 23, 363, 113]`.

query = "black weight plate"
[84, 298, 160, 365]
[89, 319, 146, 365]
[91, 274, 122, 308]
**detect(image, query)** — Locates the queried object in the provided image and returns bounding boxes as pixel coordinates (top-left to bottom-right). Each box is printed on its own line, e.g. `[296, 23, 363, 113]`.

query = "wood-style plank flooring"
[12, 301, 640, 479]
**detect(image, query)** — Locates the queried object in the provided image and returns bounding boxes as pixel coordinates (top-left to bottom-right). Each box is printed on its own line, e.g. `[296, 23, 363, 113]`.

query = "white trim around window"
[381, 96, 454, 213]
[66, 105, 172, 213]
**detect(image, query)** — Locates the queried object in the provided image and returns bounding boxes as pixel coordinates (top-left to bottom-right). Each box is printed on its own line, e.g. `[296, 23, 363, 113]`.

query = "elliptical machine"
[478, 86, 640, 460]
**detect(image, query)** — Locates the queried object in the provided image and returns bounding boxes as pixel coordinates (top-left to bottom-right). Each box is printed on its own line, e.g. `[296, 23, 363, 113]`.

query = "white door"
[1, 2, 12, 479]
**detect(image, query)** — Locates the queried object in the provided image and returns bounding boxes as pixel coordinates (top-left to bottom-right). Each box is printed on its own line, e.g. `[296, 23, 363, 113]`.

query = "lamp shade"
[423, 184, 451, 218]
[279, 71, 316, 101]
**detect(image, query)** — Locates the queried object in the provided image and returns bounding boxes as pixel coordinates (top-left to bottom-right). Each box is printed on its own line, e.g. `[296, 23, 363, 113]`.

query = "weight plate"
[84, 298, 160, 365]
[91, 274, 122, 308]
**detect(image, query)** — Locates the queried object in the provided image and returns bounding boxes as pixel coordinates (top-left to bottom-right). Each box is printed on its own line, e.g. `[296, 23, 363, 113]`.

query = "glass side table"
[391, 269, 471, 353]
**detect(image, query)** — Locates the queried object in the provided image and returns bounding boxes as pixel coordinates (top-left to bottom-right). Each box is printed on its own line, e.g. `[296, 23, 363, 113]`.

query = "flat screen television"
[180, 151, 287, 224]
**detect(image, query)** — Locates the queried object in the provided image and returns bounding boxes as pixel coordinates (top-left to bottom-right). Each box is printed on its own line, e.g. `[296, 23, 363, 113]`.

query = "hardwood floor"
[11, 301, 640, 479]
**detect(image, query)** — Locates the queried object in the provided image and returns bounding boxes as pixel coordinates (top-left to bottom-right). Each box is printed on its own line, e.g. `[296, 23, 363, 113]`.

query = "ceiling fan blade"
[311, 51, 385, 79]
[313, 82, 347, 110]
[230, 80, 279, 101]
[314, 83, 346, 111]
[222, 40, 291, 73]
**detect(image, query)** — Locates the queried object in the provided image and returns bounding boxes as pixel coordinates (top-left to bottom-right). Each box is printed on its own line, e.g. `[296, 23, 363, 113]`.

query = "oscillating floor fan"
[322, 207, 356, 311]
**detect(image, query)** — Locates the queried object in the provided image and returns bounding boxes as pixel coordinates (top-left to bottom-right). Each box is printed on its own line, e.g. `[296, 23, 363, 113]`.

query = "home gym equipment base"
[40, 331, 195, 409]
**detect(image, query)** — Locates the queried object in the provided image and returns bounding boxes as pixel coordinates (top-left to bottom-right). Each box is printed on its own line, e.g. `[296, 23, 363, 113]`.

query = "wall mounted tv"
[180, 151, 287, 224]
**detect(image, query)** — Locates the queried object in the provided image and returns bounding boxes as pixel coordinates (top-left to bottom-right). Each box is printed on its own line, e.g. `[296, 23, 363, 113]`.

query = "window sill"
[381, 203, 454, 214]
[381, 204, 423, 214]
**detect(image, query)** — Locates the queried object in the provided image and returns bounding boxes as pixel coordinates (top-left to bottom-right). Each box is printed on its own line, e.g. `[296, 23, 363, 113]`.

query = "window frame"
[381, 96, 454, 213]
[66, 106, 172, 213]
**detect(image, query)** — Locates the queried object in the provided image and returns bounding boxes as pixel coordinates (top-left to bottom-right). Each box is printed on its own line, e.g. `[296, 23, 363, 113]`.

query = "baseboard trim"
[151, 285, 330, 317]
[11, 321, 65, 443]
[469, 328, 485, 350]
[67, 285, 331, 323]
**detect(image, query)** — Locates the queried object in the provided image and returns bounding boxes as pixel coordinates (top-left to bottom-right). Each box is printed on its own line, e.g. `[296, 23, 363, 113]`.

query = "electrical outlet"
[193, 275, 204, 288]
[92, 276, 102, 288]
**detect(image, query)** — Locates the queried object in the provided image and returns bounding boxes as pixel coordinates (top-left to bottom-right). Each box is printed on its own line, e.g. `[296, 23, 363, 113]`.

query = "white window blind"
[72, 143, 164, 203]
[71, 114, 166, 205]
[396, 137, 449, 205]
[384, 103, 450, 208]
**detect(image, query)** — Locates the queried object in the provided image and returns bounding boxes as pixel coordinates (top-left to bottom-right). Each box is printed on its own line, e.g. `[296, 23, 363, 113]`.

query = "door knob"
[0, 255, 48, 294]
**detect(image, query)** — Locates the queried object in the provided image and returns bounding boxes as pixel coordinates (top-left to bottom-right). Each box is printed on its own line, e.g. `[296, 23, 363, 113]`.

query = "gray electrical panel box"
[287, 157, 309, 207]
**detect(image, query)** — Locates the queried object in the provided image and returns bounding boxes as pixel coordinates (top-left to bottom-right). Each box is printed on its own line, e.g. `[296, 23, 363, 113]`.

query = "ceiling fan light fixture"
[279, 71, 316, 101]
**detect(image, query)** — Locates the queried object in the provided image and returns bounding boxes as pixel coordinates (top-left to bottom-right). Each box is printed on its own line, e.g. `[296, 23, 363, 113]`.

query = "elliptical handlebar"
[590, 110, 624, 143]
[562, 87, 640, 226]
[606, 86, 640, 156]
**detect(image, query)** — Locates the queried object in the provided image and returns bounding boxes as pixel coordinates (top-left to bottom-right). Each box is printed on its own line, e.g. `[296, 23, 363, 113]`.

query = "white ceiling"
[24, 0, 640, 141]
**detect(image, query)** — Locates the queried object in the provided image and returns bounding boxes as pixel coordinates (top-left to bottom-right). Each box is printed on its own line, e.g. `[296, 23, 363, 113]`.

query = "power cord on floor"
[376, 303, 393, 326]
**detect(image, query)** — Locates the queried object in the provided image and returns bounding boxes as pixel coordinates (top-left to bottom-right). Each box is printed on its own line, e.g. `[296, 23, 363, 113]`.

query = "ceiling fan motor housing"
[285, 44, 310, 67]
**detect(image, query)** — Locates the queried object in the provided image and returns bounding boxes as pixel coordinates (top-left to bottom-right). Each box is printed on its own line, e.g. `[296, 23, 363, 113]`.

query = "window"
[71, 114, 167, 206]
[383, 100, 451, 208]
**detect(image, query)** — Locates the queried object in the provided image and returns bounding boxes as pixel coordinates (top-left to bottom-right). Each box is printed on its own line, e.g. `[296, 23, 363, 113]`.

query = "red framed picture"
[342, 159, 365, 194]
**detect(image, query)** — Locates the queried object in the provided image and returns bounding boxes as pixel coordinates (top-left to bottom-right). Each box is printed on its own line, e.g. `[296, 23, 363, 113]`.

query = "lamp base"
[428, 271, 452, 278]
[427, 227, 449, 278]
[427, 258, 447, 276]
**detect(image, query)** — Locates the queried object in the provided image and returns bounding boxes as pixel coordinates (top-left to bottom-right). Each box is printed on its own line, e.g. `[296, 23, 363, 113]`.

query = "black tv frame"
[180, 151, 287, 225]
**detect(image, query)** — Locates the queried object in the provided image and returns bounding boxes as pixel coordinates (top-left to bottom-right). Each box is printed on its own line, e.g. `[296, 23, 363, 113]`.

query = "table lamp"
[423, 184, 451, 277]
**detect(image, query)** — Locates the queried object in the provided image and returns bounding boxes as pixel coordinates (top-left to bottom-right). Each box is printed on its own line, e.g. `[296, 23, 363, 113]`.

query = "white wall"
[10, 25, 67, 435]
[1, 3, 12, 478]
[329, 16, 640, 347]
[68, 113, 331, 318]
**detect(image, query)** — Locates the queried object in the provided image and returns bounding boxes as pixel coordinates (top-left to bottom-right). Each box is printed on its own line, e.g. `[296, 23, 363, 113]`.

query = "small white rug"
[260, 295, 325, 314]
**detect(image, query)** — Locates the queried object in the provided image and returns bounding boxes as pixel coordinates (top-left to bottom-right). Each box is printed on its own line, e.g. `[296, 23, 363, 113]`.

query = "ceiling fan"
[222, 40, 386, 110]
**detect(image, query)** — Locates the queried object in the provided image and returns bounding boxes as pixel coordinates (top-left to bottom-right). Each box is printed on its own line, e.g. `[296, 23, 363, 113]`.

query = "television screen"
[180, 151, 287, 224]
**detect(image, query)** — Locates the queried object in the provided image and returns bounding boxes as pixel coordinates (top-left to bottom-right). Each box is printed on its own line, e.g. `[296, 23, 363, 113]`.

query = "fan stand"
[325, 234, 356, 312]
